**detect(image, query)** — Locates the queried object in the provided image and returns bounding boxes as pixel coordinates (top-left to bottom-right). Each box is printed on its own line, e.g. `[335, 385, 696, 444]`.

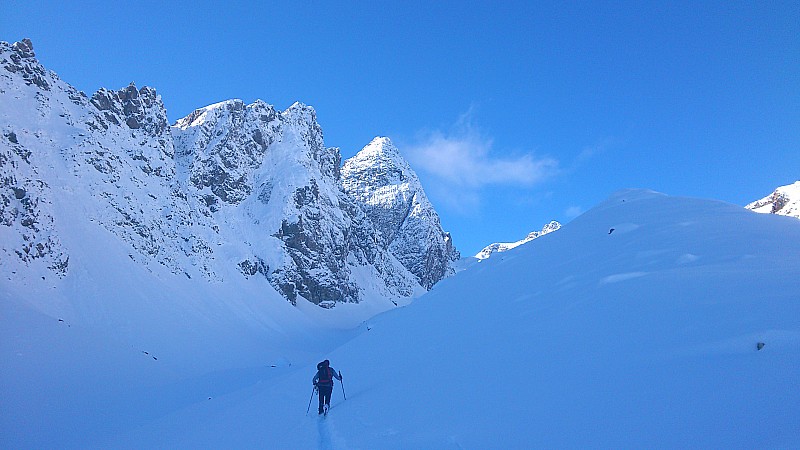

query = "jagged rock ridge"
[0, 39, 457, 309]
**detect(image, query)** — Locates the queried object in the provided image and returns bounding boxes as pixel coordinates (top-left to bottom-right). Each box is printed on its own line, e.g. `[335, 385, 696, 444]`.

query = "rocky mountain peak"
[13, 38, 34, 57]
[362, 136, 400, 157]
[361, 137, 406, 162]
[169, 98, 427, 305]
[341, 138, 459, 289]
[90, 82, 168, 136]
[284, 101, 316, 121]
[174, 99, 251, 131]
[746, 181, 800, 219]
[341, 137, 417, 201]
[2, 39, 50, 91]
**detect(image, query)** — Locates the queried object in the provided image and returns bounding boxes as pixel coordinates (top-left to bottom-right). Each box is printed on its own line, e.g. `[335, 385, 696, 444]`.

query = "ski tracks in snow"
[315, 412, 348, 450]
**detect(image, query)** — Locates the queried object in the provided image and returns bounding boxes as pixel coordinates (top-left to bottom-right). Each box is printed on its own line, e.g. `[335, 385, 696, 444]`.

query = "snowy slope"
[746, 180, 800, 218]
[93, 190, 799, 448]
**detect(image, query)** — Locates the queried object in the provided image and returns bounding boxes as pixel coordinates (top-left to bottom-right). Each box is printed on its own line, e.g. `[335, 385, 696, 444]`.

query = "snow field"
[82, 190, 800, 448]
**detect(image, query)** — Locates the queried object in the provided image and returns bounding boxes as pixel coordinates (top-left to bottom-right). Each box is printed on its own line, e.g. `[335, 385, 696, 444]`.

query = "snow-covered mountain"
[474, 220, 561, 260]
[0, 39, 456, 315]
[341, 137, 460, 289]
[170, 99, 426, 307]
[5, 189, 798, 448]
[746, 180, 800, 219]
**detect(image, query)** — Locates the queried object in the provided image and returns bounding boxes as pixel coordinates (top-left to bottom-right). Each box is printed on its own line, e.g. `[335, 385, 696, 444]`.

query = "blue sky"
[4, 1, 799, 255]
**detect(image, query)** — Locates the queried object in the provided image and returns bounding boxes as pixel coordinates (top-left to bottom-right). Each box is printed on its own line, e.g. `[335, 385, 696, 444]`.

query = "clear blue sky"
[4, 1, 798, 255]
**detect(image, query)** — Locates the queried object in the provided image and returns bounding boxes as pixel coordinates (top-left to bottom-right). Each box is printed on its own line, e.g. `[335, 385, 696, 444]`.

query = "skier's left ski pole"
[339, 371, 346, 400]
[306, 385, 317, 414]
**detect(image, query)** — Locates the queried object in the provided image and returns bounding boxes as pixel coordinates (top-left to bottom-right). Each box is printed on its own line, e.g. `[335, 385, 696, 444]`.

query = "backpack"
[316, 361, 333, 386]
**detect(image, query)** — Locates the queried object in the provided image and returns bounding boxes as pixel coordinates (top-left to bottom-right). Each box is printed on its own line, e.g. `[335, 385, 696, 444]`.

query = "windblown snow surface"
[3, 189, 800, 448]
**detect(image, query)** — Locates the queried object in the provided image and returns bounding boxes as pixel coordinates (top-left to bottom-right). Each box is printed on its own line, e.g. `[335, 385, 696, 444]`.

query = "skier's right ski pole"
[306, 385, 317, 414]
[339, 371, 346, 400]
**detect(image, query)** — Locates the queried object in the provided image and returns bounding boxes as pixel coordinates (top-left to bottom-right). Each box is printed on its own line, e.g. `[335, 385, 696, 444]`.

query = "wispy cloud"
[405, 111, 559, 193]
[407, 132, 558, 188]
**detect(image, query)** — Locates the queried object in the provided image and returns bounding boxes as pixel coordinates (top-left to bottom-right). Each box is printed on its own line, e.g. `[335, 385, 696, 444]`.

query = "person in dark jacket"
[313, 359, 342, 414]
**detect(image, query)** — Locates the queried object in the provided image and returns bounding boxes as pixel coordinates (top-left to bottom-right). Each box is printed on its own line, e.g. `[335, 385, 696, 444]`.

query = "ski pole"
[306, 385, 317, 414]
[339, 371, 346, 400]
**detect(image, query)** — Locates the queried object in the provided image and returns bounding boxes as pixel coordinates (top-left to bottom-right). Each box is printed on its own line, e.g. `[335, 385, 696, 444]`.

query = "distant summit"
[746, 181, 800, 219]
[474, 221, 562, 260]
[475, 220, 561, 260]
[452, 221, 561, 272]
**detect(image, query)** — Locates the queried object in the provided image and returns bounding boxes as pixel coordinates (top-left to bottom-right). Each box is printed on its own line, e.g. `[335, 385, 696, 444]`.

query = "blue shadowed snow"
[3, 190, 800, 448]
